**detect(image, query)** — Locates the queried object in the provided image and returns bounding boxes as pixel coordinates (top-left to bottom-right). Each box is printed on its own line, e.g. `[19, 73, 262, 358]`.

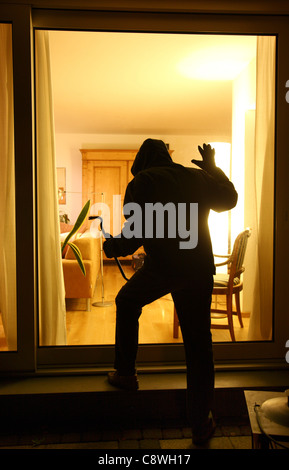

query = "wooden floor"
[0, 263, 251, 351]
[66, 264, 250, 346]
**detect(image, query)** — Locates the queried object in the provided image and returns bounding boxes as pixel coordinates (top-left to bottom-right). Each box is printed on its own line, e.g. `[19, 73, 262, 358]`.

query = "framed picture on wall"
[57, 167, 66, 204]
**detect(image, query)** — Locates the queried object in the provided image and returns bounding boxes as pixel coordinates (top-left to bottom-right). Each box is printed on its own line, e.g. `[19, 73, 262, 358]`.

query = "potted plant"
[61, 200, 91, 276]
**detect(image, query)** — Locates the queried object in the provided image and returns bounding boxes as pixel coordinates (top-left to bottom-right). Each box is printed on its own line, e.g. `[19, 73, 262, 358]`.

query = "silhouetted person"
[103, 138, 238, 445]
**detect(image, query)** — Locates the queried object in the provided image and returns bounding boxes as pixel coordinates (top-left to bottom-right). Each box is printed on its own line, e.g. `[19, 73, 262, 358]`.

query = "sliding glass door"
[0, 5, 36, 373]
[0, 23, 17, 353]
[37, 27, 275, 349]
[2, 5, 289, 372]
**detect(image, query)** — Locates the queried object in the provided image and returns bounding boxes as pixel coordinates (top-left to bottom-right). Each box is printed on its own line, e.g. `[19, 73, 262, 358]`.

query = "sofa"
[61, 228, 101, 311]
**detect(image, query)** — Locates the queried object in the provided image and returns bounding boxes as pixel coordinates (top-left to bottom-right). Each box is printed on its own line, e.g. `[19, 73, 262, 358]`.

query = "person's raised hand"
[191, 143, 216, 171]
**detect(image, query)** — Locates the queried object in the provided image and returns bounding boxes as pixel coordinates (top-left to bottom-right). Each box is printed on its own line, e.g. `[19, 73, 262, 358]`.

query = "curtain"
[0, 24, 17, 350]
[248, 36, 275, 340]
[35, 31, 67, 345]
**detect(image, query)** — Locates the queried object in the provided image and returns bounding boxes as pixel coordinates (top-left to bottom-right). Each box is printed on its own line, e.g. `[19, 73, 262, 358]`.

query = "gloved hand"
[191, 143, 216, 172]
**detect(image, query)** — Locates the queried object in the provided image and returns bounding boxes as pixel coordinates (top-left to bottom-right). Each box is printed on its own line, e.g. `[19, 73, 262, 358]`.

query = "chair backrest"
[228, 228, 251, 282]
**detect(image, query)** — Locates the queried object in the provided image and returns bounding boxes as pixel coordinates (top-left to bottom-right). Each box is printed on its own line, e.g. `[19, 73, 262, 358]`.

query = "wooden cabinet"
[81, 148, 173, 261]
[80, 149, 139, 260]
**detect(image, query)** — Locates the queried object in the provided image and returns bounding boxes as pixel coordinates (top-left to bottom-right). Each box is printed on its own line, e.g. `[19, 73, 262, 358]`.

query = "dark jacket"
[104, 139, 238, 277]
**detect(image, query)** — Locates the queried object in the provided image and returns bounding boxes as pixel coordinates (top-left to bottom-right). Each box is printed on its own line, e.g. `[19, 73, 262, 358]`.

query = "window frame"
[1, 5, 289, 373]
[0, 5, 36, 373]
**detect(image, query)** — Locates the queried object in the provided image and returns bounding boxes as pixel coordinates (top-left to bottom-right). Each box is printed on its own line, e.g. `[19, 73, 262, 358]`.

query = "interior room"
[46, 30, 273, 347]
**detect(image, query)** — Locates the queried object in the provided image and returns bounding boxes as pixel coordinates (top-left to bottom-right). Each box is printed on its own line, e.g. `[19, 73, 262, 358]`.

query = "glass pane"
[0, 23, 17, 351]
[40, 30, 274, 346]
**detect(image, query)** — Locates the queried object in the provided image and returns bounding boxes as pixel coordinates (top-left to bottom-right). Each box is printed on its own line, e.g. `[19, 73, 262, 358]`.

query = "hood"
[131, 139, 173, 176]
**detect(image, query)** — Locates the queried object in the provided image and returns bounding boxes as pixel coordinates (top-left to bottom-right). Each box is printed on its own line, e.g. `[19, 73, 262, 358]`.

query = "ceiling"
[49, 31, 257, 136]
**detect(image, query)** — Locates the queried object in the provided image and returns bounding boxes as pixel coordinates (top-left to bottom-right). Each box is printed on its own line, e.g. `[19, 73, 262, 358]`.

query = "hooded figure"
[103, 139, 238, 446]
[104, 138, 237, 277]
[130, 138, 173, 175]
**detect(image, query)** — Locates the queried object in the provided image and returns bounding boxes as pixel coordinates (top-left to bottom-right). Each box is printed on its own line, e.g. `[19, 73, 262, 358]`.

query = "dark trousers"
[114, 264, 214, 427]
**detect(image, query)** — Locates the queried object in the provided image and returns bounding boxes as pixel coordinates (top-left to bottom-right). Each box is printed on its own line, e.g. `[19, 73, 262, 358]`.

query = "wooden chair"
[173, 228, 251, 342]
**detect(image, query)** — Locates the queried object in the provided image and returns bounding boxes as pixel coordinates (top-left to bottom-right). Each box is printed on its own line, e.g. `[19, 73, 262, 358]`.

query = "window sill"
[0, 366, 288, 429]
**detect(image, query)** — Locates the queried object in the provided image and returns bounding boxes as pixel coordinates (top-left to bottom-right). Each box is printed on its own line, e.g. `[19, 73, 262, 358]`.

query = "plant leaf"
[67, 241, 86, 276]
[62, 200, 91, 254]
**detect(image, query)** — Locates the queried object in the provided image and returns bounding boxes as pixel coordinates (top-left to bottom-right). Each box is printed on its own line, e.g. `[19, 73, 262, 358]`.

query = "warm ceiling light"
[178, 54, 250, 81]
